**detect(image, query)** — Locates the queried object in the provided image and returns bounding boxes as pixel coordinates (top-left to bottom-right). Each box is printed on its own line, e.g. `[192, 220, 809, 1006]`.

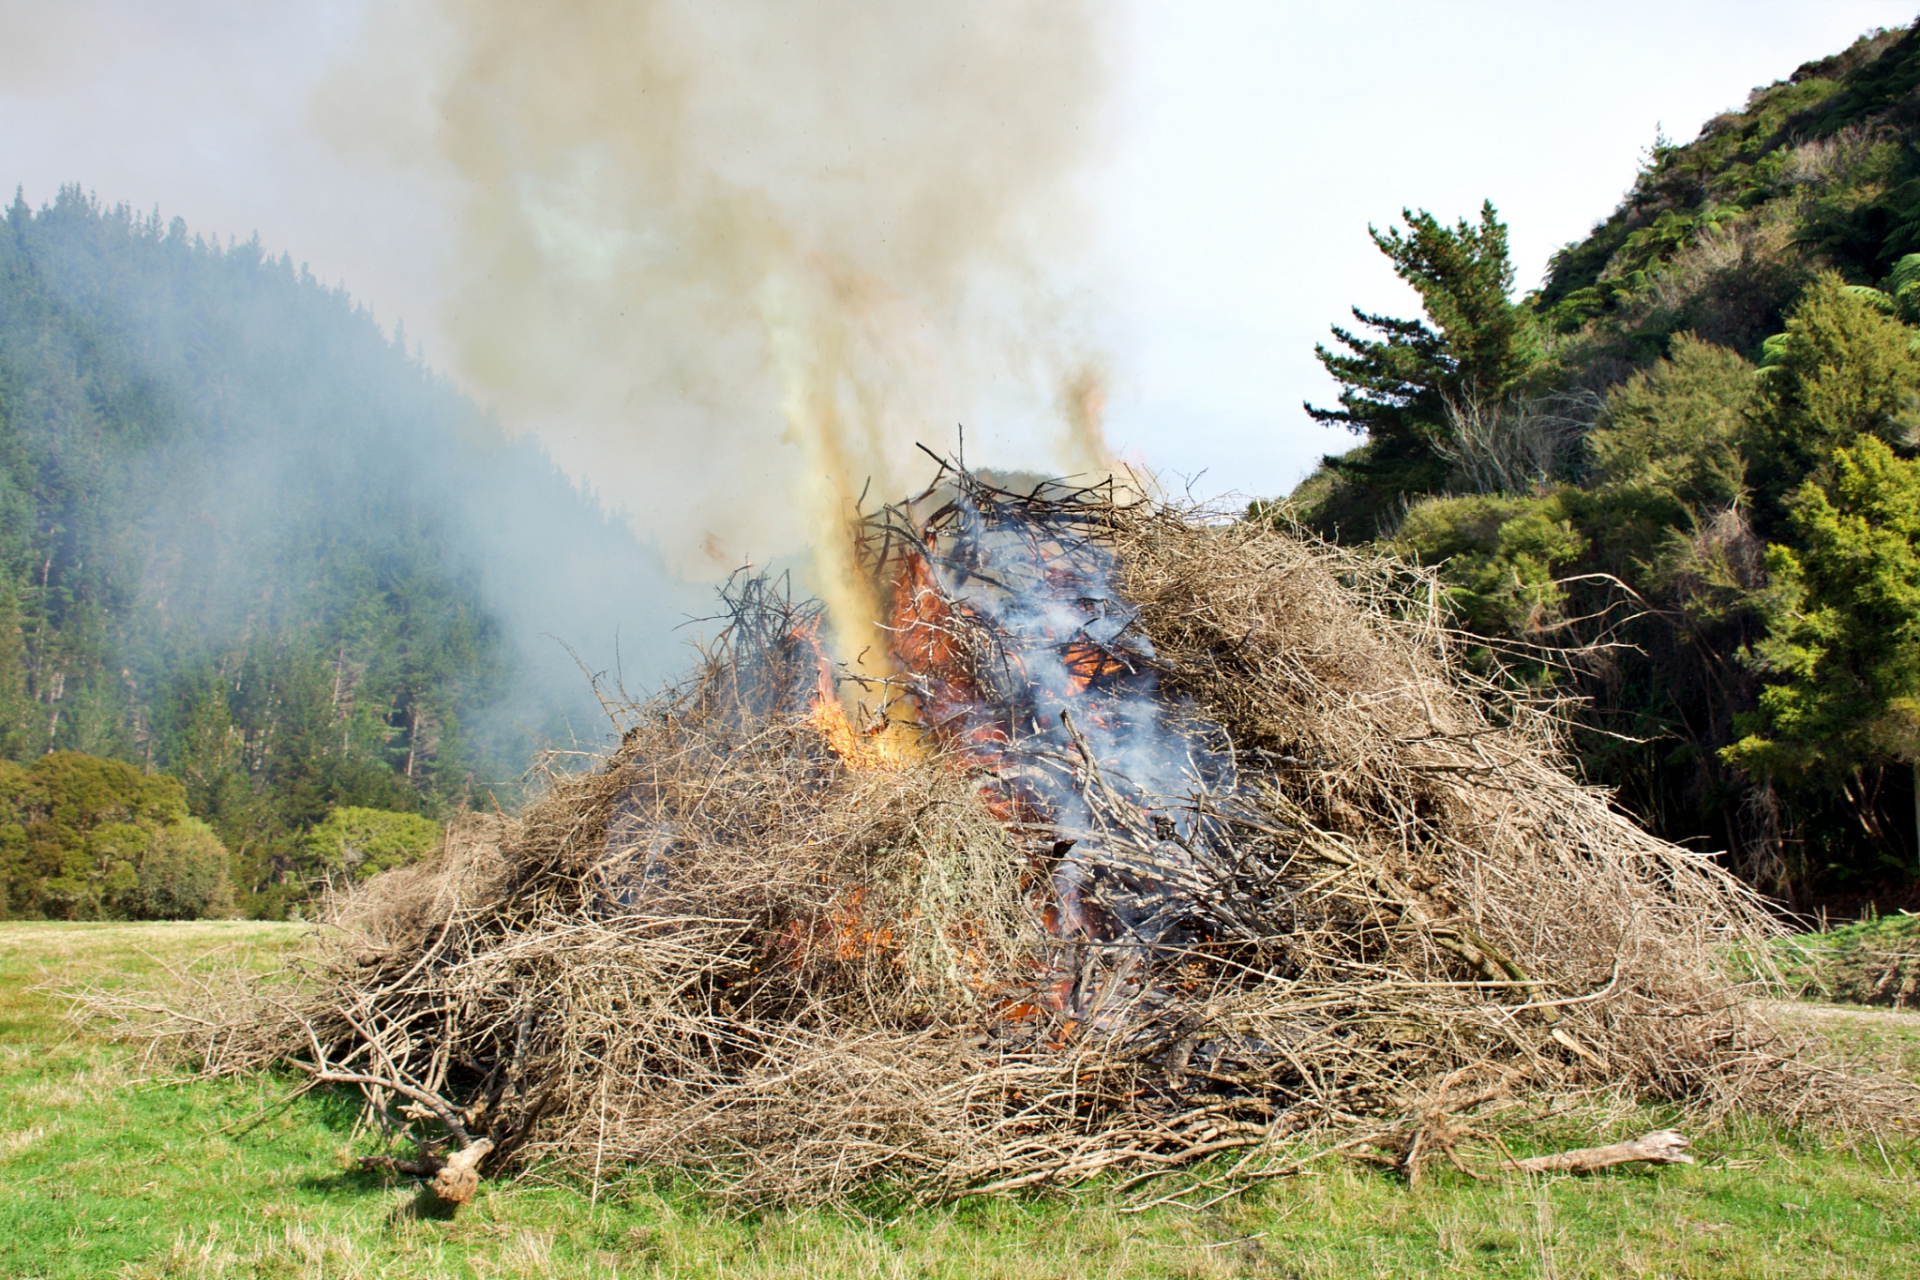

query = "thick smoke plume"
[425, 0, 1113, 667]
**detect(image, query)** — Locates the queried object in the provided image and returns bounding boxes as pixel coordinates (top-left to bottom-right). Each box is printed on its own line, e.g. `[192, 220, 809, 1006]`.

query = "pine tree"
[1305, 202, 1542, 530]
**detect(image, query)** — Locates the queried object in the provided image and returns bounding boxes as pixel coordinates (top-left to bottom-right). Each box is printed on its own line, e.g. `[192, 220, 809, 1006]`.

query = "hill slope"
[1290, 22, 1920, 903]
[0, 187, 701, 907]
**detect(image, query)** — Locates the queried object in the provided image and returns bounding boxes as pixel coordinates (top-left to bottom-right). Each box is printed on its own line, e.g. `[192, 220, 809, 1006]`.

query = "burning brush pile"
[103, 465, 1876, 1202]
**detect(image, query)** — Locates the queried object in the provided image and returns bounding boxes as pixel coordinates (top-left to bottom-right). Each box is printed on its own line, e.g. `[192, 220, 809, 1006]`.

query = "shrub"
[133, 818, 234, 920]
[1587, 332, 1753, 512]
[301, 807, 443, 886]
[1391, 491, 1587, 636]
[1747, 272, 1920, 522]
[0, 752, 212, 919]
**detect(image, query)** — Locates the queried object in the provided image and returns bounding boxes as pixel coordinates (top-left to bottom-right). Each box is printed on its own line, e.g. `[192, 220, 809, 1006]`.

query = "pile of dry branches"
[89, 469, 1896, 1204]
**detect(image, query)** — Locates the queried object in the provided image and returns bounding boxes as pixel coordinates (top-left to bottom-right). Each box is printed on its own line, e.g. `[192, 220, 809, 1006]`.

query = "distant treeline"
[0, 187, 695, 917]
[1283, 24, 1920, 903]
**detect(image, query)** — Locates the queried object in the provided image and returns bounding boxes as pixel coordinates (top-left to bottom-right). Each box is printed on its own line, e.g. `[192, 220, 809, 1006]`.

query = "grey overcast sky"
[3, 1, 1917, 521]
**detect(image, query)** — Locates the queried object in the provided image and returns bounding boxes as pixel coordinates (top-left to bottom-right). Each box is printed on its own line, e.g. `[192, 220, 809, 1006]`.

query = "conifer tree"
[1727, 435, 1920, 868]
[1747, 273, 1920, 531]
[1306, 202, 1542, 530]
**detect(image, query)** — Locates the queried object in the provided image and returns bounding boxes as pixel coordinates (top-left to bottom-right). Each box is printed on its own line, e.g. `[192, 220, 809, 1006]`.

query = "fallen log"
[428, 1139, 494, 1206]
[362, 1137, 495, 1215]
[1508, 1129, 1692, 1174]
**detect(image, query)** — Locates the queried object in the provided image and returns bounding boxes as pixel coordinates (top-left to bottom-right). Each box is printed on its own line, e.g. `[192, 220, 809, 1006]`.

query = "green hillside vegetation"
[0, 187, 699, 915]
[0, 752, 454, 921]
[1285, 20, 1920, 902]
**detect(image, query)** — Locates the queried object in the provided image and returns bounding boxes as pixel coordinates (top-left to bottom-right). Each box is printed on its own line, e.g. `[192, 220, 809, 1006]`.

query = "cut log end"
[427, 1138, 494, 1207]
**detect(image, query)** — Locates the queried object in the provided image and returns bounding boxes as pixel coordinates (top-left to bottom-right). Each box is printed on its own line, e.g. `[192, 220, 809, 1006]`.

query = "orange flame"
[776, 886, 903, 969]
[794, 616, 910, 770]
[1062, 640, 1129, 694]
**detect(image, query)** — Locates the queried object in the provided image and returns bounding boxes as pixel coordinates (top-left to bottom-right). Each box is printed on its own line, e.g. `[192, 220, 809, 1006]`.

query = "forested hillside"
[0, 188, 697, 914]
[1287, 21, 1920, 904]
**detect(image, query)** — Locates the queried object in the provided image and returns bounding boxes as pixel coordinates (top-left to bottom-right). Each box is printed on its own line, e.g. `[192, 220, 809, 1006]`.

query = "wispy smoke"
[420, 0, 1115, 658]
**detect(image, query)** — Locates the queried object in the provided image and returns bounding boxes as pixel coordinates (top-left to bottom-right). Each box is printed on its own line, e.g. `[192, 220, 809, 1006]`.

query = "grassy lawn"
[1, 922, 1917, 1278]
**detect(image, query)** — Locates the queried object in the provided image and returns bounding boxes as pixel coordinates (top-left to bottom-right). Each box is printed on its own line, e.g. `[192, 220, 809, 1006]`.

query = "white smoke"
[414, 0, 1117, 607]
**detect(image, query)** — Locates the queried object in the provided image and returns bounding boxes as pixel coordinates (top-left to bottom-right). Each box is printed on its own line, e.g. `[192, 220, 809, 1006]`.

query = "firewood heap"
[859, 469, 1251, 1037]
[89, 461, 1902, 1206]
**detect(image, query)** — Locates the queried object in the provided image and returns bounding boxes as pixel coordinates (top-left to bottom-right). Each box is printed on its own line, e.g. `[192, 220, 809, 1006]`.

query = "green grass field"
[2, 921, 1917, 1279]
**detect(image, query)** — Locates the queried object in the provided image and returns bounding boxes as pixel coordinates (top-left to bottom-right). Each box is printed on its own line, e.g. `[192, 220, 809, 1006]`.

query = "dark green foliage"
[1538, 24, 1919, 346]
[1287, 23, 1920, 898]
[1386, 338, 1764, 841]
[1587, 333, 1751, 515]
[1727, 436, 1920, 809]
[1745, 273, 1920, 529]
[0, 750, 228, 919]
[1389, 491, 1585, 639]
[132, 818, 233, 920]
